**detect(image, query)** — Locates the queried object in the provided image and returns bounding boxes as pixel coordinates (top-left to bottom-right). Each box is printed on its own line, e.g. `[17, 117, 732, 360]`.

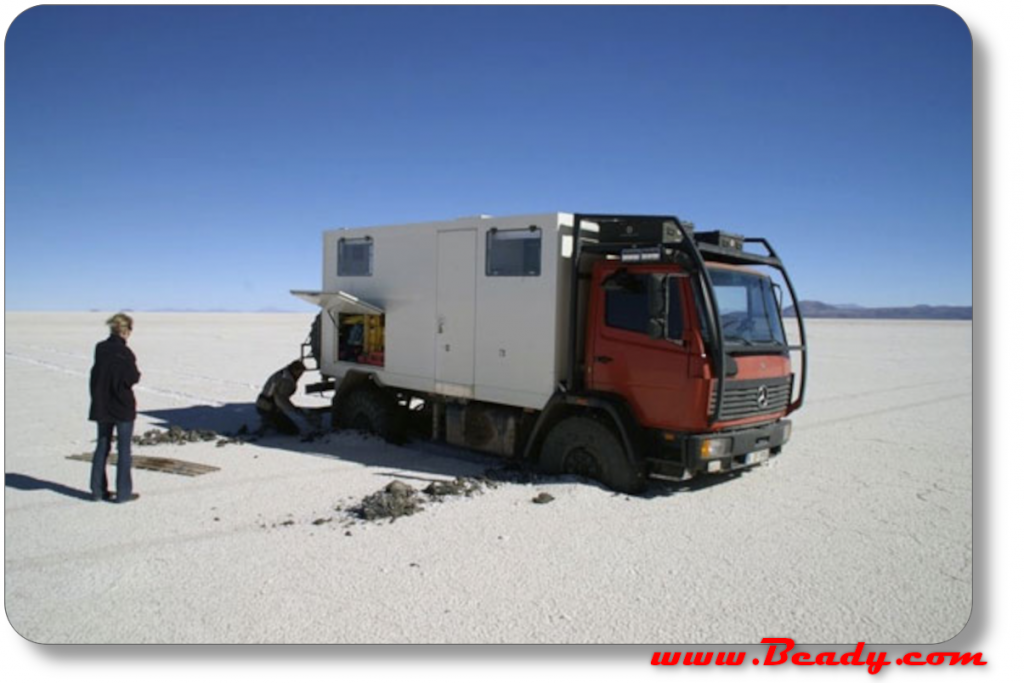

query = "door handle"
[595, 355, 614, 364]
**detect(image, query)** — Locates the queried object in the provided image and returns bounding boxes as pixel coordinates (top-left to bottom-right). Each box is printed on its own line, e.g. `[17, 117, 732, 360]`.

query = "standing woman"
[89, 312, 141, 503]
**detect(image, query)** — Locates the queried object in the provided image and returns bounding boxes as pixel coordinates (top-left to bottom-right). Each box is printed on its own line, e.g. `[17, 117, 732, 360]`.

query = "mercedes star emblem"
[756, 385, 769, 409]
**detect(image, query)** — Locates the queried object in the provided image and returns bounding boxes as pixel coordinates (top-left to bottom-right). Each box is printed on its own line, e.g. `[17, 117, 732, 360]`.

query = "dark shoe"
[92, 491, 115, 502]
[116, 493, 140, 504]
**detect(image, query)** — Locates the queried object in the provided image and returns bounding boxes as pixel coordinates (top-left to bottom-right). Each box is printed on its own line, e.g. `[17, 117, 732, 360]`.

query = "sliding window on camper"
[486, 227, 541, 276]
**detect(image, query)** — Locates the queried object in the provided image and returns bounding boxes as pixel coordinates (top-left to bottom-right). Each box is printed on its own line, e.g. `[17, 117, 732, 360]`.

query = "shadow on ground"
[140, 403, 504, 481]
[5, 473, 95, 501]
[142, 403, 260, 434]
[643, 469, 754, 497]
[139, 403, 759, 496]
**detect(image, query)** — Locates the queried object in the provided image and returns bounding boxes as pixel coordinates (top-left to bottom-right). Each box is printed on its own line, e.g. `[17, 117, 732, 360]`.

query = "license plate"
[747, 449, 769, 466]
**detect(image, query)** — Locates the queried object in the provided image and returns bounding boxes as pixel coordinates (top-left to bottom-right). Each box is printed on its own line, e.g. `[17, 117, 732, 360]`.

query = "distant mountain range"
[783, 301, 972, 320]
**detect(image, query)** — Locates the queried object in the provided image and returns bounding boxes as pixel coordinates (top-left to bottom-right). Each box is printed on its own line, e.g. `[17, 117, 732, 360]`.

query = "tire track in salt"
[6, 343, 261, 391]
[800, 392, 971, 431]
[5, 351, 226, 407]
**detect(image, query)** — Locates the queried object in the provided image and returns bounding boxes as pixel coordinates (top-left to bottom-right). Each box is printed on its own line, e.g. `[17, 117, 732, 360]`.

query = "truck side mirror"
[773, 282, 785, 315]
[647, 274, 667, 339]
[601, 268, 630, 291]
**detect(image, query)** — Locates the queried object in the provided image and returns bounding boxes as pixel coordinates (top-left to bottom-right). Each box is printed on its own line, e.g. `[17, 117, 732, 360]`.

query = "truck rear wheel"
[539, 416, 644, 494]
[339, 387, 404, 444]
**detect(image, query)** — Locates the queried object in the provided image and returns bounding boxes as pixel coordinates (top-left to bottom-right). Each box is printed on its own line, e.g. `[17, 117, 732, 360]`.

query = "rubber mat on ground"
[67, 453, 219, 476]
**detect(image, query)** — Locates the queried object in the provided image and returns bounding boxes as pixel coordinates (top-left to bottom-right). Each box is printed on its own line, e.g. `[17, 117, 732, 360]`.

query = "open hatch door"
[291, 290, 386, 368]
[290, 290, 384, 316]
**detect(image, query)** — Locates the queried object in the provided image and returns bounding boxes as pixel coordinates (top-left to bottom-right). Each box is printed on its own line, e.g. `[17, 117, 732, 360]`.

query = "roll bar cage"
[567, 213, 807, 424]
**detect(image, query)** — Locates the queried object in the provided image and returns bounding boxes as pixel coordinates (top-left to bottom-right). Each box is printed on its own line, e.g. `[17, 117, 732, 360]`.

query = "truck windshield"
[708, 267, 786, 347]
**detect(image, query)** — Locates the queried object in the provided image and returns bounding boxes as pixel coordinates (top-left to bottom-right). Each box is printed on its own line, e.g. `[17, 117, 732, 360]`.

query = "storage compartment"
[338, 313, 385, 367]
[290, 289, 387, 369]
[444, 401, 520, 457]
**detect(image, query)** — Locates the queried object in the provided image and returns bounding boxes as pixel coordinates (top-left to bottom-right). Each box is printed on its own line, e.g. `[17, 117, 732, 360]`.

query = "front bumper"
[647, 419, 791, 481]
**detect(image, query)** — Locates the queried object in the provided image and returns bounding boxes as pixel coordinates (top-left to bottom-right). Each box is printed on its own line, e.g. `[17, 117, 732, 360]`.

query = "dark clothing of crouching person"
[88, 312, 141, 503]
[256, 361, 311, 436]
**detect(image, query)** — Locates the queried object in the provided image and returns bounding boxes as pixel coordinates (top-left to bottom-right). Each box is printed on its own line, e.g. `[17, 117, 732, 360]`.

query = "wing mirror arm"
[647, 274, 667, 340]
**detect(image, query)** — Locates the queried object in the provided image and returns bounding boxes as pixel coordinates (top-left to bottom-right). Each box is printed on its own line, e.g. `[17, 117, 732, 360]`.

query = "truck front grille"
[708, 375, 793, 422]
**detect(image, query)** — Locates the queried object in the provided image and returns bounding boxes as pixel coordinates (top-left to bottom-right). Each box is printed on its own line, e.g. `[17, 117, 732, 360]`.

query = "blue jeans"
[91, 421, 134, 501]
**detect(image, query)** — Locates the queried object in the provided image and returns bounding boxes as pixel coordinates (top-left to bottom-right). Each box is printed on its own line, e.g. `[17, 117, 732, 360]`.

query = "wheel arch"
[523, 392, 646, 472]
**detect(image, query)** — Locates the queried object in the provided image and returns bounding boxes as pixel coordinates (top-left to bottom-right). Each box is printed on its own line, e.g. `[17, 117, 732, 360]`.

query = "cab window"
[605, 288, 648, 333]
[604, 273, 683, 338]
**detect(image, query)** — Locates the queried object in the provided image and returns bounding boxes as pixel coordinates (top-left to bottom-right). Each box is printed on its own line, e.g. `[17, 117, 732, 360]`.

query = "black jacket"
[88, 335, 141, 422]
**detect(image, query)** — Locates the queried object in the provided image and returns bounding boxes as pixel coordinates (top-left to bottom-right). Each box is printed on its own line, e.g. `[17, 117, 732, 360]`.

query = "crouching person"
[256, 360, 314, 436]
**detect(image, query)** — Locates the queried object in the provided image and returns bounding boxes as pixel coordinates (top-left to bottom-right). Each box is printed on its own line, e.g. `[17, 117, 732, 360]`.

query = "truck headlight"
[781, 421, 792, 443]
[700, 437, 730, 460]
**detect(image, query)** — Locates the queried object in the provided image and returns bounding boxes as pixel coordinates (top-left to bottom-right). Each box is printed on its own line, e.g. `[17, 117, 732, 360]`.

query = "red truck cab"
[554, 215, 807, 485]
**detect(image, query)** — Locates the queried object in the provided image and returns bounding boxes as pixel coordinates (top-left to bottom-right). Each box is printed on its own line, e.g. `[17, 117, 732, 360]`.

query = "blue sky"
[5, 5, 971, 310]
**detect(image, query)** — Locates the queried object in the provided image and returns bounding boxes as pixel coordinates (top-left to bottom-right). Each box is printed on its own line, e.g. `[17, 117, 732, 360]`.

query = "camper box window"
[337, 237, 373, 276]
[486, 227, 541, 276]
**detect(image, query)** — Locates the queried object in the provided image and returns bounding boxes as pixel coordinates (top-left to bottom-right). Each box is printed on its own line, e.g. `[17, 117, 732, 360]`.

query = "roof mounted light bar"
[621, 247, 663, 263]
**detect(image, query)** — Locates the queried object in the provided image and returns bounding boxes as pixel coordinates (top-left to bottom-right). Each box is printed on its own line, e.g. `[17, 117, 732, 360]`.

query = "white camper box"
[294, 213, 589, 410]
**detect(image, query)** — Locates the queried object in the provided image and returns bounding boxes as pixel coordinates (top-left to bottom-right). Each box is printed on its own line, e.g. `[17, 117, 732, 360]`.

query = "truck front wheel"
[539, 416, 644, 494]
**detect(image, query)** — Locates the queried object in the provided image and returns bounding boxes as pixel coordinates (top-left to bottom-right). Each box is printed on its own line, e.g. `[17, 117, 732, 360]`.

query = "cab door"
[586, 267, 703, 432]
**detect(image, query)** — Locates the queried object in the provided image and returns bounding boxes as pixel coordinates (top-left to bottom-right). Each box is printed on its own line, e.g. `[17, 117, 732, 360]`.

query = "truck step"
[647, 457, 691, 481]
